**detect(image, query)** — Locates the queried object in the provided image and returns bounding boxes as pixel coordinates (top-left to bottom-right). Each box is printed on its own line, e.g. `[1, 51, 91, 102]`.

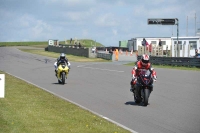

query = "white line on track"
[77, 65, 124, 73]
[5, 72, 137, 133]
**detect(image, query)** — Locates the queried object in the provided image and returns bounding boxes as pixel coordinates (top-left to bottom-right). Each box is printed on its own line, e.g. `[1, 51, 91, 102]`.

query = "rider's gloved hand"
[153, 75, 157, 82]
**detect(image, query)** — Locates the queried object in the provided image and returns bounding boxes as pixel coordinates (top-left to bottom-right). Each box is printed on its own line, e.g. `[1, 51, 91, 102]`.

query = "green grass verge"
[0, 41, 48, 47]
[0, 72, 130, 133]
[125, 62, 200, 71]
[19, 49, 111, 62]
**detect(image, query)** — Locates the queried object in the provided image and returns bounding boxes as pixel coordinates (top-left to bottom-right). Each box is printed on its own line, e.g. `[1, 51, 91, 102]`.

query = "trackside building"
[127, 36, 200, 57]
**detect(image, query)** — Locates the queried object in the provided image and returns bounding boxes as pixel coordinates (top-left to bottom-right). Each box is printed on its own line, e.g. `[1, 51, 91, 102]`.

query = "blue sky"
[0, 0, 200, 46]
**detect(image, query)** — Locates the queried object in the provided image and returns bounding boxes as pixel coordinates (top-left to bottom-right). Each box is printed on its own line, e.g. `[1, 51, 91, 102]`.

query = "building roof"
[129, 36, 200, 40]
[171, 36, 200, 39]
[134, 37, 171, 38]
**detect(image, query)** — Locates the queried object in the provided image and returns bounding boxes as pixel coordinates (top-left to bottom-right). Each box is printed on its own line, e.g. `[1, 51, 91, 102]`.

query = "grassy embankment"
[0, 40, 109, 62]
[0, 39, 104, 48]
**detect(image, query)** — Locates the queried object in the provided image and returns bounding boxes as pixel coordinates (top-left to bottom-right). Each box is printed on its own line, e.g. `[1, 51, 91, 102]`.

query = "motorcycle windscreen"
[139, 69, 151, 77]
[139, 69, 152, 85]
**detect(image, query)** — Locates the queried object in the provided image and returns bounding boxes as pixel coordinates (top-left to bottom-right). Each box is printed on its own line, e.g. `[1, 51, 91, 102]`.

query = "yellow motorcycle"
[57, 64, 69, 84]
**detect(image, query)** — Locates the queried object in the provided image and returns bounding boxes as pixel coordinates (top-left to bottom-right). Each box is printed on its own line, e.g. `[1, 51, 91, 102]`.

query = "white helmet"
[141, 54, 149, 66]
[60, 53, 66, 60]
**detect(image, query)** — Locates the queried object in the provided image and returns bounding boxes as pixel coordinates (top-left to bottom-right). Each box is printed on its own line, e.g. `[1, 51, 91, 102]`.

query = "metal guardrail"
[137, 56, 200, 67]
[97, 53, 112, 60]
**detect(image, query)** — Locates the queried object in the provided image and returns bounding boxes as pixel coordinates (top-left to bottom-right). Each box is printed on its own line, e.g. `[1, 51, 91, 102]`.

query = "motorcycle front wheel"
[134, 90, 141, 104]
[143, 89, 151, 106]
[61, 72, 65, 85]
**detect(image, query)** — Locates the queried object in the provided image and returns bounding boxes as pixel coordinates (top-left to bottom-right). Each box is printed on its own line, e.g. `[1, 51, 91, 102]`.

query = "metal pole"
[195, 13, 196, 36]
[176, 18, 179, 57]
[187, 16, 188, 36]
[197, 22, 200, 36]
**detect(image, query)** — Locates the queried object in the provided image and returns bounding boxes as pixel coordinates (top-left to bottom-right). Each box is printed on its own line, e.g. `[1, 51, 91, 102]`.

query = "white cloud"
[0, 0, 200, 46]
[31, 20, 53, 38]
[45, 0, 95, 8]
[82, 29, 89, 37]
[65, 8, 94, 21]
[112, 29, 118, 35]
[95, 13, 119, 27]
[132, 5, 146, 16]
[18, 14, 36, 27]
[0, 9, 14, 19]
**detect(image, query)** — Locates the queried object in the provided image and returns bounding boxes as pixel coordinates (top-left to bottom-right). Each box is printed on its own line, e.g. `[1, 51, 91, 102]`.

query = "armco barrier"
[137, 56, 200, 67]
[97, 53, 112, 60]
[47, 45, 97, 58]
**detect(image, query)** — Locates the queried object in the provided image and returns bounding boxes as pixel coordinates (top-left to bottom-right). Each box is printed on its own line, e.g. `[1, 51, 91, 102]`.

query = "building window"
[179, 44, 182, 50]
[151, 41, 156, 44]
[161, 41, 166, 45]
[189, 41, 197, 50]
[174, 41, 182, 50]
[174, 41, 182, 44]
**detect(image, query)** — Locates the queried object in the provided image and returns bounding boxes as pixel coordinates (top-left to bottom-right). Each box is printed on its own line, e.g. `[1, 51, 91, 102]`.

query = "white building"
[128, 36, 200, 57]
[171, 36, 200, 57]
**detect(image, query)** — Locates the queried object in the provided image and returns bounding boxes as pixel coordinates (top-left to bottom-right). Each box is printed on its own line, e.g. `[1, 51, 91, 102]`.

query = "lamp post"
[186, 16, 188, 36]
[196, 22, 200, 36]
[176, 18, 179, 57]
[195, 13, 196, 36]
[186, 13, 198, 36]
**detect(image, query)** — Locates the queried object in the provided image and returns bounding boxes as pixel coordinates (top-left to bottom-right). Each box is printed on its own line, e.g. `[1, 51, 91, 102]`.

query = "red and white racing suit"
[131, 60, 157, 85]
[130, 60, 157, 95]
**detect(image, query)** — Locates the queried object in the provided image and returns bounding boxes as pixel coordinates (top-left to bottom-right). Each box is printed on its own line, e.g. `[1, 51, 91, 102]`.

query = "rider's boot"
[130, 81, 133, 92]
[55, 70, 57, 77]
[68, 66, 70, 73]
[135, 84, 142, 101]
[130, 87, 133, 92]
[130, 80, 136, 92]
[130, 85, 135, 92]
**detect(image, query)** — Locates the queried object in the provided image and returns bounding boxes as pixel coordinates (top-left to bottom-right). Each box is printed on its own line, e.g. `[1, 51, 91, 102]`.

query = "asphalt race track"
[0, 47, 200, 133]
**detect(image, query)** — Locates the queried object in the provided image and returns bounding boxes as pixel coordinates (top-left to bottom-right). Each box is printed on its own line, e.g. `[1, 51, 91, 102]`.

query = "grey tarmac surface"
[0, 47, 200, 133]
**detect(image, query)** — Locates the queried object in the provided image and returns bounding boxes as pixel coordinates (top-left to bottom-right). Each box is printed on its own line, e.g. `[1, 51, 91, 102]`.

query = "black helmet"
[60, 53, 66, 60]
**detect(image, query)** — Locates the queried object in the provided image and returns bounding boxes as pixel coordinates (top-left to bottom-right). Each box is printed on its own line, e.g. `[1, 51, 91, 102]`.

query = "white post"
[0, 74, 5, 98]
[188, 44, 190, 57]
[174, 44, 177, 57]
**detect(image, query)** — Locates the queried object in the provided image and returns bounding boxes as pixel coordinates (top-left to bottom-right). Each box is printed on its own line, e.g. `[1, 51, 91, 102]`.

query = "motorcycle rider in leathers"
[54, 53, 71, 76]
[130, 54, 157, 101]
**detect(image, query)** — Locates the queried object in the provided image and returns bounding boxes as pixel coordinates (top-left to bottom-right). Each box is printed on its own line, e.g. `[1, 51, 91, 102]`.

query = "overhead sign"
[0, 74, 5, 98]
[147, 18, 177, 25]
